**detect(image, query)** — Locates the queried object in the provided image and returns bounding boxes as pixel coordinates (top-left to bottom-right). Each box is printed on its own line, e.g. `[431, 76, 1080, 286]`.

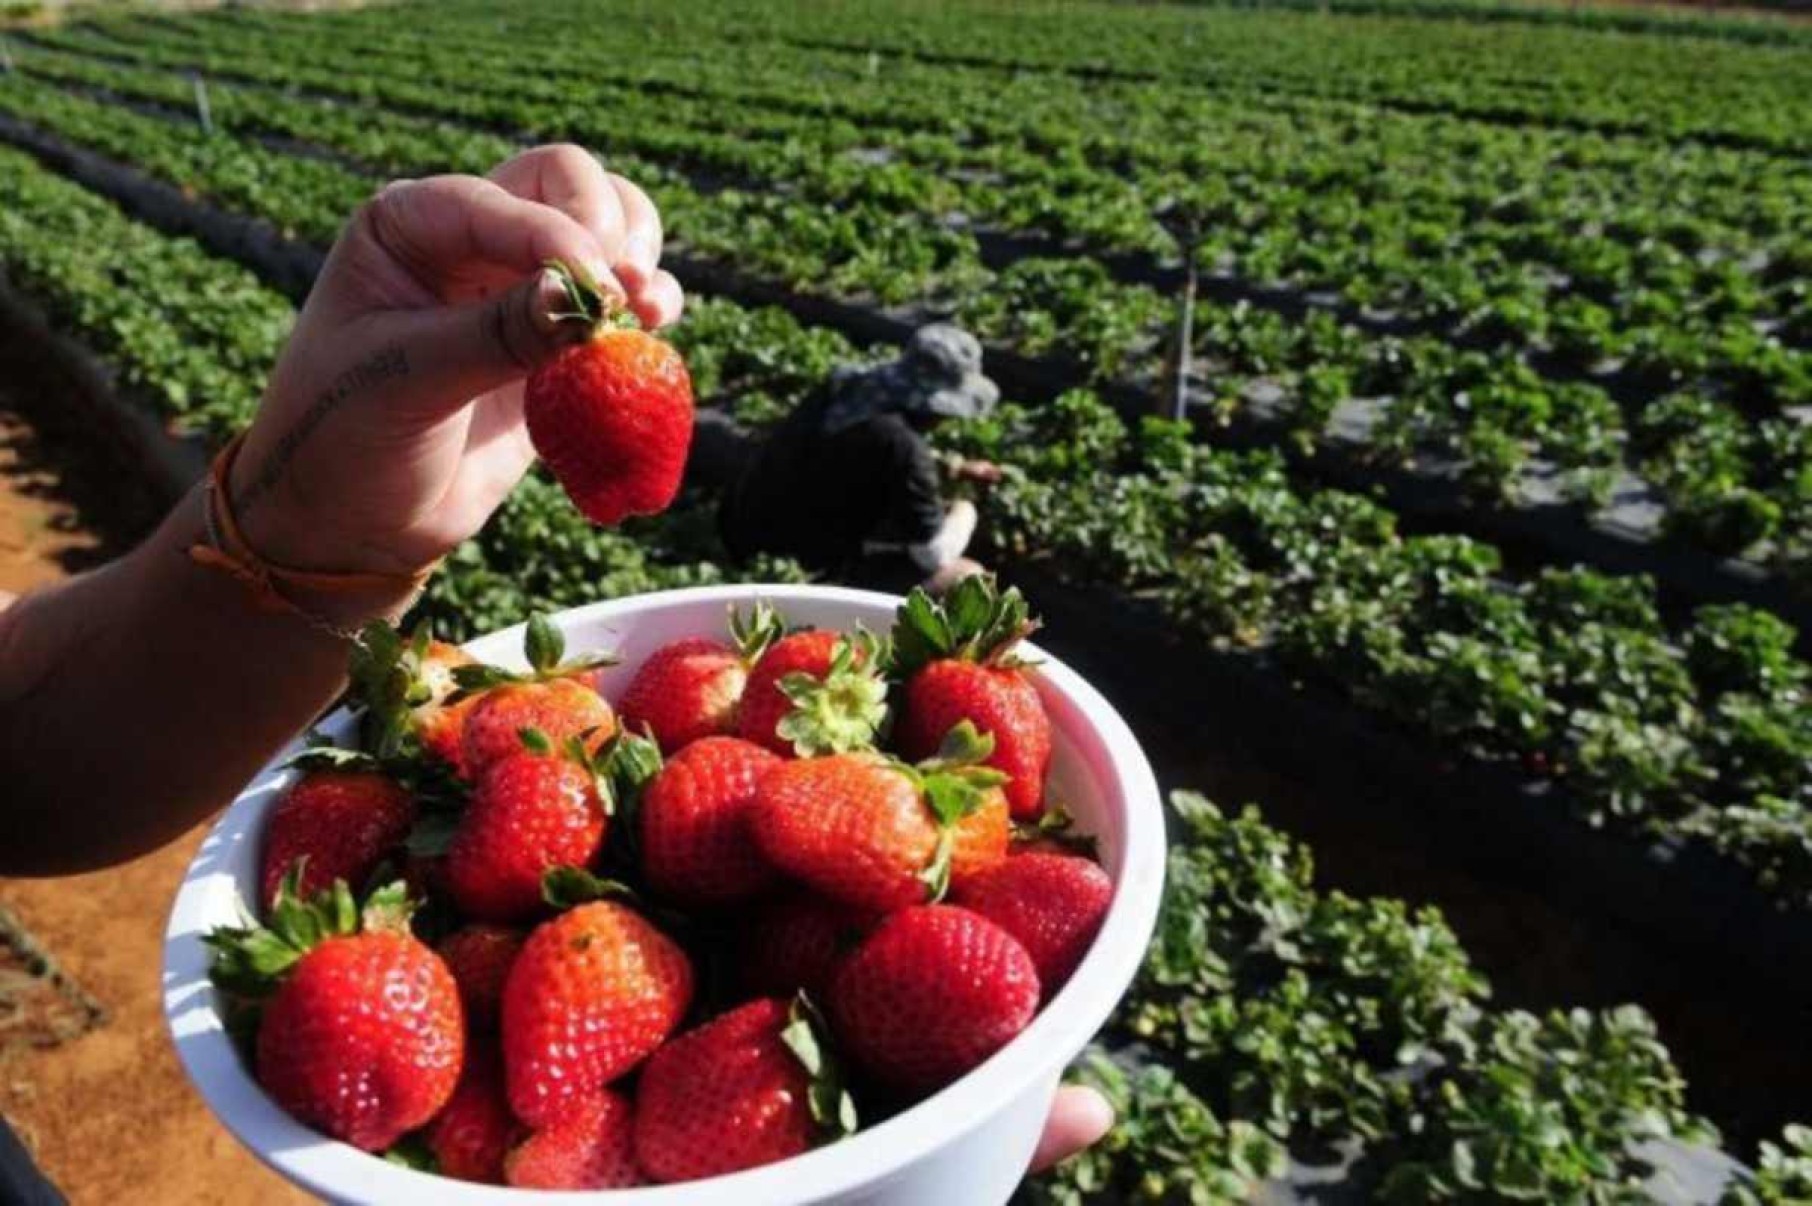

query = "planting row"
[1151, 0, 1812, 45]
[0, 65, 1805, 585]
[935, 390, 1812, 912]
[42, 14, 1812, 364]
[697, 0, 1812, 152]
[148, 1, 1812, 154]
[1027, 793, 1808, 1203]
[1, 135, 1808, 1200]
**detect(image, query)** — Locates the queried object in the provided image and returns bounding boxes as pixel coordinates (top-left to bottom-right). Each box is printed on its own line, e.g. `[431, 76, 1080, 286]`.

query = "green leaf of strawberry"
[451, 614, 618, 700]
[1012, 804, 1100, 859]
[729, 600, 785, 664]
[775, 631, 890, 757]
[903, 721, 1009, 901]
[888, 575, 1038, 681]
[543, 258, 613, 330]
[540, 865, 639, 911]
[382, 1134, 440, 1174]
[450, 663, 527, 695]
[359, 881, 418, 935]
[204, 869, 380, 999]
[780, 993, 858, 1141]
[597, 728, 663, 822]
[283, 747, 383, 775]
[405, 811, 461, 860]
[525, 613, 565, 676]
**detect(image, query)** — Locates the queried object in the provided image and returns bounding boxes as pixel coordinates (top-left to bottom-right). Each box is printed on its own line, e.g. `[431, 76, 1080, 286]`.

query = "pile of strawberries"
[206, 578, 1113, 1190]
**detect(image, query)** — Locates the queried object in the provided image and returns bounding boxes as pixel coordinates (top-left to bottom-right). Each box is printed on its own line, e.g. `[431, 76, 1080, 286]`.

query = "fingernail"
[586, 259, 628, 305]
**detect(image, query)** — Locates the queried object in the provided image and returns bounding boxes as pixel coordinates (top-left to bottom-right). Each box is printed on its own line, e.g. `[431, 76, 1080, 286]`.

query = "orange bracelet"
[186, 433, 438, 641]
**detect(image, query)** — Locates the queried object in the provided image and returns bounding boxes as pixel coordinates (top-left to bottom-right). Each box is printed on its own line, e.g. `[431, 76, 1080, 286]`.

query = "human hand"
[956, 457, 1005, 485]
[1029, 1085, 1116, 1174]
[228, 145, 683, 603]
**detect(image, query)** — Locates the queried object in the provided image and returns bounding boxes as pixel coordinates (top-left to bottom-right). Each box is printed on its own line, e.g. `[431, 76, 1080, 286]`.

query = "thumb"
[375, 266, 597, 420]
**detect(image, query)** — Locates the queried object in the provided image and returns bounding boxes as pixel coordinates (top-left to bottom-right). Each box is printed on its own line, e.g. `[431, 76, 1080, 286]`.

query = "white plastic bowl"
[163, 584, 1166, 1206]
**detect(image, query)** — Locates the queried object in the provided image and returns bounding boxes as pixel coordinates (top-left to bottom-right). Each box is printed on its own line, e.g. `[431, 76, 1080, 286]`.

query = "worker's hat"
[892, 324, 1000, 421]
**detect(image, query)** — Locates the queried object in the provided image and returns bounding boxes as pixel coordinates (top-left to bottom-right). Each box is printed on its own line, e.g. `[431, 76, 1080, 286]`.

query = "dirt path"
[0, 349, 311, 1204]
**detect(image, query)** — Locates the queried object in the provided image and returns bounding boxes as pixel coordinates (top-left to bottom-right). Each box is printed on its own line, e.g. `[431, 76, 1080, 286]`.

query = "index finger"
[364, 174, 620, 303]
[488, 145, 678, 325]
[488, 144, 629, 266]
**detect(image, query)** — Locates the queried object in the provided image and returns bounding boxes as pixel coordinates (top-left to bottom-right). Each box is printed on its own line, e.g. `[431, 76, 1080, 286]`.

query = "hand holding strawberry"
[227, 146, 682, 589]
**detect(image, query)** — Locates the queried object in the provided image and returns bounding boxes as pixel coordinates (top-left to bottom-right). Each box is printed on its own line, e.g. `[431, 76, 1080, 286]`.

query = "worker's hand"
[1028, 1085, 1115, 1174]
[229, 144, 683, 593]
[954, 457, 1005, 485]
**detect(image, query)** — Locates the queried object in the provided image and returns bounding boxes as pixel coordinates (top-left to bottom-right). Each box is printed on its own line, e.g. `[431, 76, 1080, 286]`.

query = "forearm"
[0, 486, 366, 874]
[910, 499, 978, 574]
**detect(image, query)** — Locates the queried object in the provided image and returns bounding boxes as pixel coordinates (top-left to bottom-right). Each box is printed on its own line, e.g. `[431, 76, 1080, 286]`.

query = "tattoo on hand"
[236, 344, 410, 516]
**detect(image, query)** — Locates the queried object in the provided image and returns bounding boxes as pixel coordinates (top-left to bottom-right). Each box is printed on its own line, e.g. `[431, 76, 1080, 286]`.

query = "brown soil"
[0, 349, 310, 1204]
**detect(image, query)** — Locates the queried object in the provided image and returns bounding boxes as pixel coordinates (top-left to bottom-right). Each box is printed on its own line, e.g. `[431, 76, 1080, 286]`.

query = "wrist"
[226, 428, 436, 578]
[203, 436, 434, 638]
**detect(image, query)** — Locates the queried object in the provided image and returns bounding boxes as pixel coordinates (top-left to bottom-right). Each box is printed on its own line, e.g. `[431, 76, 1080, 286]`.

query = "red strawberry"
[502, 901, 694, 1129]
[618, 603, 781, 753]
[455, 614, 618, 777]
[426, 1046, 519, 1184]
[207, 878, 464, 1153]
[893, 578, 1052, 820]
[462, 679, 616, 778]
[640, 736, 782, 907]
[414, 641, 480, 777]
[738, 894, 873, 1001]
[950, 853, 1111, 994]
[828, 904, 1039, 1095]
[635, 997, 854, 1183]
[619, 638, 741, 752]
[346, 627, 480, 778]
[504, 1088, 641, 1190]
[437, 925, 527, 1032]
[443, 738, 609, 923]
[525, 262, 693, 527]
[737, 629, 886, 758]
[751, 724, 1010, 912]
[258, 759, 415, 912]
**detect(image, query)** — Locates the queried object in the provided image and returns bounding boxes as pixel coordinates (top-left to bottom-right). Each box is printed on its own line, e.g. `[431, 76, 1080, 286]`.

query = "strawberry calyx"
[594, 727, 664, 820]
[382, 1134, 440, 1174]
[1011, 804, 1100, 859]
[779, 992, 858, 1141]
[543, 258, 628, 338]
[898, 720, 1010, 900]
[347, 620, 438, 759]
[450, 612, 617, 697]
[540, 865, 639, 910]
[334, 623, 471, 806]
[282, 745, 384, 776]
[728, 600, 785, 666]
[775, 630, 890, 757]
[205, 869, 417, 999]
[889, 575, 1039, 679]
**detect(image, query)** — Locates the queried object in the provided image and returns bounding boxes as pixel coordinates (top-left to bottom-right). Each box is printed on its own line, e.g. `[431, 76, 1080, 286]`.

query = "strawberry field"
[0, 0, 1807, 1199]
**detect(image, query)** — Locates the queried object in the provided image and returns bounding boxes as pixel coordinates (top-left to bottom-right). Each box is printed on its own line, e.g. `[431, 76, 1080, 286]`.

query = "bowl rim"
[163, 583, 1167, 1204]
